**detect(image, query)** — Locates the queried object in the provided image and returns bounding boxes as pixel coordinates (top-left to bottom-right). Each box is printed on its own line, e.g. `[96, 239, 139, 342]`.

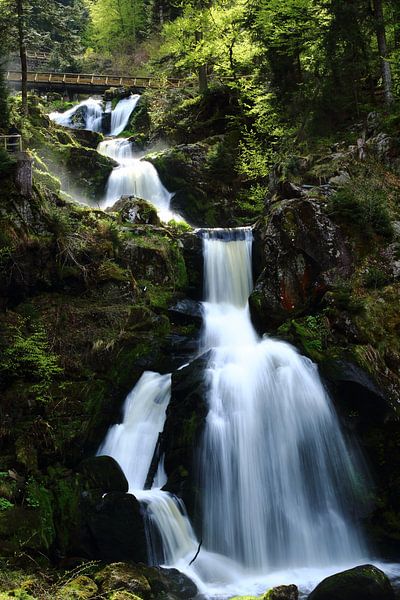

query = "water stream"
[50, 95, 181, 222]
[50, 92, 392, 598]
[98, 226, 374, 597]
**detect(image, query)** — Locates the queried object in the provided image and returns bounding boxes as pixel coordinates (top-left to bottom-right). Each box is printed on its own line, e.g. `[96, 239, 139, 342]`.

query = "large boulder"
[307, 565, 395, 600]
[250, 198, 352, 329]
[79, 491, 147, 562]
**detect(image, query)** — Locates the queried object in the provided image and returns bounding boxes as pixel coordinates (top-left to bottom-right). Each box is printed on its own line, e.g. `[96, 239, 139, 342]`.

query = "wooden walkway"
[6, 70, 192, 92]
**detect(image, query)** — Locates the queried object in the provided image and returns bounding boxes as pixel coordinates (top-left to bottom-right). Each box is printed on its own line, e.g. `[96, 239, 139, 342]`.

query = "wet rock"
[162, 353, 210, 519]
[107, 196, 160, 226]
[169, 299, 203, 325]
[80, 491, 147, 562]
[78, 455, 129, 493]
[250, 199, 352, 329]
[69, 129, 103, 149]
[307, 564, 395, 600]
[178, 231, 203, 300]
[320, 358, 390, 423]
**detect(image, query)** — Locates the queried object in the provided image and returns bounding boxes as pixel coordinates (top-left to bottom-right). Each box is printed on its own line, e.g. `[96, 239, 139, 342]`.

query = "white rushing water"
[199, 228, 368, 571]
[98, 138, 182, 222]
[110, 94, 141, 135]
[49, 94, 139, 135]
[50, 97, 104, 131]
[98, 226, 375, 598]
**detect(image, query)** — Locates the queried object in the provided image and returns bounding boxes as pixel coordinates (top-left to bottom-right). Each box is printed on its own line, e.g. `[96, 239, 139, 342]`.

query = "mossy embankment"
[0, 97, 197, 567]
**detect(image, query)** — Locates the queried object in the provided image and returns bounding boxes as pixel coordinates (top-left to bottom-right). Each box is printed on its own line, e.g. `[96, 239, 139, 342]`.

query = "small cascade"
[110, 94, 141, 135]
[50, 97, 104, 131]
[98, 138, 182, 222]
[49, 94, 139, 134]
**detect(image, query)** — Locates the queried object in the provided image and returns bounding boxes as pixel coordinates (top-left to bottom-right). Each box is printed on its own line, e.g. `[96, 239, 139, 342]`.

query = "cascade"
[98, 226, 372, 597]
[199, 228, 367, 570]
[98, 138, 181, 222]
[110, 94, 141, 135]
[49, 97, 104, 131]
[49, 94, 139, 134]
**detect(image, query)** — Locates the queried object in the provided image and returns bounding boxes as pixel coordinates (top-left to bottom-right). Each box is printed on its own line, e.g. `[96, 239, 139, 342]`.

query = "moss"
[55, 575, 98, 600]
[277, 314, 330, 362]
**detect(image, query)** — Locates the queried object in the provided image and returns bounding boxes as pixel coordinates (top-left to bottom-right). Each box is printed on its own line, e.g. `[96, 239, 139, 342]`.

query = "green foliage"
[363, 267, 391, 290]
[328, 180, 393, 240]
[85, 0, 147, 54]
[0, 147, 16, 176]
[0, 317, 63, 403]
[25, 478, 55, 549]
[0, 498, 14, 511]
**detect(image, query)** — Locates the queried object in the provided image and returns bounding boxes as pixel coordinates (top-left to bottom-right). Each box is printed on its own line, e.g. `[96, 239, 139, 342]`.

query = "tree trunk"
[16, 0, 28, 116]
[195, 31, 208, 93]
[372, 0, 393, 105]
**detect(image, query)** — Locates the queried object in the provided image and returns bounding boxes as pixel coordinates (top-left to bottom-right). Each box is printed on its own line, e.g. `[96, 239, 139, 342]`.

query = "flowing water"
[50, 95, 182, 222]
[98, 226, 374, 597]
[49, 94, 139, 135]
[98, 138, 181, 221]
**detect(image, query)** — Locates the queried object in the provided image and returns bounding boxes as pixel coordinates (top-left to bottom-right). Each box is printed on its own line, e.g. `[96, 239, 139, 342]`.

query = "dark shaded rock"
[162, 353, 209, 520]
[69, 129, 103, 149]
[250, 199, 352, 329]
[178, 231, 204, 300]
[307, 564, 395, 600]
[320, 358, 390, 423]
[64, 146, 116, 203]
[78, 455, 128, 494]
[158, 567, 198, 599]
[169, 299, 203, 325]
[107, 196, 160, 226]
[266, 584, 298, 600]
[80, 491, 147, 562]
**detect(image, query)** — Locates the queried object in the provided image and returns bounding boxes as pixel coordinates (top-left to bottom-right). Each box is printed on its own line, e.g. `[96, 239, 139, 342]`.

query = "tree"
[372, 0, 393, 105]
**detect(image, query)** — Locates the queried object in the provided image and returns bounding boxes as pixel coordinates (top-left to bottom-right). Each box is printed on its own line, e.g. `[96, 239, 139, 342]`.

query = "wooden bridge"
[6, 70, 193, 94]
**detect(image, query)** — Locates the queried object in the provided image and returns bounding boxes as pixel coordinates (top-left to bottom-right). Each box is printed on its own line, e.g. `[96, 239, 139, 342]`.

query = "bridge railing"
[6, 70, 191, 89]
[0, 134, 23, 153]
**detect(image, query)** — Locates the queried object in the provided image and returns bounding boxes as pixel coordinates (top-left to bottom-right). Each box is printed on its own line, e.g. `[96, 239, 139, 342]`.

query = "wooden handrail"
[0, 134, 23, 152]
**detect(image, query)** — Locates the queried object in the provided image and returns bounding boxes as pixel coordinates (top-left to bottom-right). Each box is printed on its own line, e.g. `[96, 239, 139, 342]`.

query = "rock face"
[162, 354, 209, 520]
[307, 565, 395, 600]
[250, 198, 352, 329]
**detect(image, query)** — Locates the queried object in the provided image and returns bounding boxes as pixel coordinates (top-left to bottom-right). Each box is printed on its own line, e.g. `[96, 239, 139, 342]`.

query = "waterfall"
[199, 228, 368, 571]
[98, 138, 182, 222]
[110, 94, 141, 135]
[97, 226, 372, 597]
[50, 98, 104, 131]
[49, 94, 139, 134]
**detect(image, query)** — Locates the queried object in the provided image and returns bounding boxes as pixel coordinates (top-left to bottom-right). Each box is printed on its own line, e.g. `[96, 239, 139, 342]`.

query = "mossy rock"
[95, 563, 151, 599]
[264, 585, 298, 600]
[307, 564, 394, 600]
[56, 575, 98, 599]
[109, 592, 143, 600]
